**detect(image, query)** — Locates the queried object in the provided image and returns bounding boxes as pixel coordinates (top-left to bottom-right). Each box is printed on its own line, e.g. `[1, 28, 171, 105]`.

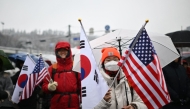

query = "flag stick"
[78, 18, 99, 71]
[109, 20, 149, 88]
[27, 53, 36, 65]
[78, 19, 87, 36]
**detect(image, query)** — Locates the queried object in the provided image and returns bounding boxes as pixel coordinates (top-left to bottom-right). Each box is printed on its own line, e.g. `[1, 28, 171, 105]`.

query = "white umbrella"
[73, 29, 179, 72]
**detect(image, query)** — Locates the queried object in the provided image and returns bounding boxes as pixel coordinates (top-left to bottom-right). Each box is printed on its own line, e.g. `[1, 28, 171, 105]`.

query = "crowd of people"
[0, 41, 190, 109]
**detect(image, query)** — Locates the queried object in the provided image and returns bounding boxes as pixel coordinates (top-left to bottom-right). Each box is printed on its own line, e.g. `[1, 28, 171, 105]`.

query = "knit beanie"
[101, 47, 121, 63]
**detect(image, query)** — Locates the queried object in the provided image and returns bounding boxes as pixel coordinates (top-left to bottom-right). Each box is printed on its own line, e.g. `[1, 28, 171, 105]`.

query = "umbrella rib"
[94, 38, 134, 49]
[105, 42, 118, 46]
[152, 40, 180, 56]
[120, 38, 134, 47]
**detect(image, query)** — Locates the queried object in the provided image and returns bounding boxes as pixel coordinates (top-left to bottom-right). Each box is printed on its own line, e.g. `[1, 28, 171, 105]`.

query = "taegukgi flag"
[12, 55, 36, 103]
[80, 26, 109, 109]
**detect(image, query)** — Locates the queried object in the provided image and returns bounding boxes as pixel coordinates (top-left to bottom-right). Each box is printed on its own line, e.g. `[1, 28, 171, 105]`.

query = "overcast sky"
[0, 0, 190, 35]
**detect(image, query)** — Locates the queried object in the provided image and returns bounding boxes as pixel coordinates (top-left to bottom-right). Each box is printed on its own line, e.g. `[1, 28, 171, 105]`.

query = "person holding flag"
[118, 20, 171, 109]
[42, 41, 81, 109]
[94, 47, 147, 109]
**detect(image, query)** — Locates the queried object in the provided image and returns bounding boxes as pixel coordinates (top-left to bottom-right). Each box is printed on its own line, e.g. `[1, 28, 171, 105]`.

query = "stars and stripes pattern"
[118, 29, 170, 109]
[20, 56, 48, 100]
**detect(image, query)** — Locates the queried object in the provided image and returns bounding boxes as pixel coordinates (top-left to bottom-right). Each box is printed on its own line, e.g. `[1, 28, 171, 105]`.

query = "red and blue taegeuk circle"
[17, 74, 28, 88]
[81, 55, 91, 81]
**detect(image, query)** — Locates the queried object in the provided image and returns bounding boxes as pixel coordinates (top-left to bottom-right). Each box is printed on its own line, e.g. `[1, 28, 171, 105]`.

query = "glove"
[48, 81, 58, 91]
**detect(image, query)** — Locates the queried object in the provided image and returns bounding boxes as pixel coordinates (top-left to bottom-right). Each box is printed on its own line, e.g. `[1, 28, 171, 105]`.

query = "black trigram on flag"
[22, 65, 28, 71]
[94, 70, 99, 84]
[80, 40, 85, 49]
[19, 91, 23, 96]
[82, 86, 87, 97]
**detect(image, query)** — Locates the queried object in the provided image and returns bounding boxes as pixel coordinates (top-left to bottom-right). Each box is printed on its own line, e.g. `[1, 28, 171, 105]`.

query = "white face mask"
[104, 61, 120, 71]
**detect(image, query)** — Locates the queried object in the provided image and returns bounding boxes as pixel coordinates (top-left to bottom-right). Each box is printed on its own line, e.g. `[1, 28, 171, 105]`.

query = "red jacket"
[42, 41, 81, 109]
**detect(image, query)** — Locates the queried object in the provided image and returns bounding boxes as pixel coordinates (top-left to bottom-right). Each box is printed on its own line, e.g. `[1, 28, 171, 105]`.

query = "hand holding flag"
[118, 27, 170, 109]
[20, 55, 48, 100]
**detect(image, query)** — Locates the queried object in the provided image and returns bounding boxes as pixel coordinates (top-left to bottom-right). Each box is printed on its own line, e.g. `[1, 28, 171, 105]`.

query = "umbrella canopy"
[73, 29, 179, 72]
[181, 52, 190, 62]
[166, 30, 190, 47]
[8, 53, 49, 67]
[8, 53, 38, 63]
[0, 50, 14, 70]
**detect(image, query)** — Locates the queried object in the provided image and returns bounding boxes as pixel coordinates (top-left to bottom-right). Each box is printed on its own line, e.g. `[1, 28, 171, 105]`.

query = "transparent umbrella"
[73, 29, 179, 72]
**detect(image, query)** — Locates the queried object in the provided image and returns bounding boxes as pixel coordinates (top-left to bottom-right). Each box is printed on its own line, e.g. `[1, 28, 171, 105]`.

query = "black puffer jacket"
[162, 61, 190, 108]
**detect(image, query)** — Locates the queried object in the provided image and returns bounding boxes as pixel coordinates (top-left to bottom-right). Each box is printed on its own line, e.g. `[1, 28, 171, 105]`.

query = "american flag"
[118, 29, 170, 109]
[20, 56, 48, 100]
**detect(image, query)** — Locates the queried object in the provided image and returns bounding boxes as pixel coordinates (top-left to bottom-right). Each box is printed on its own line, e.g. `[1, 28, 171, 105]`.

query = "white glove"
[48, 81, 58, 91]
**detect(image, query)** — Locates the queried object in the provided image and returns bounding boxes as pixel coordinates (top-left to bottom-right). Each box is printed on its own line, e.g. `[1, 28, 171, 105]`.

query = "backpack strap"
[73, 71, 80, 95]
[52, 63, 57, 81]
[73, 71, 81, 104]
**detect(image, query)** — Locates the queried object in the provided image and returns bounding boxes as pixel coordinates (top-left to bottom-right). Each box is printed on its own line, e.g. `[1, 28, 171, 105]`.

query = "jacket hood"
[168, 48, 181, 68]
[100, 69, 126, 86]
[55, 41, 70, 51]
[55, 41, 73, 71]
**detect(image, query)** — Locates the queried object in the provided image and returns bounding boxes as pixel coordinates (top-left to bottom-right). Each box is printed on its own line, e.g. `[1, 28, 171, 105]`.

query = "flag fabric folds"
[80, 27, 109, 109]
[12, 55, 36, 103]
[118, 28, 170, 109]
[20, 56, 48, 100]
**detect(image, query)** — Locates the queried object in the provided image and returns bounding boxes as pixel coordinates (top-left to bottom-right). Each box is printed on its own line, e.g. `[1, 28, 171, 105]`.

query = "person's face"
[57, 48, 68, 58]
[104, 56, 119, 64]
[174, 58, 179, 63]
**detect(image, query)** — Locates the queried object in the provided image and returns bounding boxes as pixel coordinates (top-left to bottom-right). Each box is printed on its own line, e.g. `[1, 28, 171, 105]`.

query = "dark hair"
[101, 63, 106, 71]
[55, 49, 70, 58]
[0, 59, 3, 72]
[176, 48, 181, 64]
[16, 59, 24, 69]
[0, 59, 3, 66]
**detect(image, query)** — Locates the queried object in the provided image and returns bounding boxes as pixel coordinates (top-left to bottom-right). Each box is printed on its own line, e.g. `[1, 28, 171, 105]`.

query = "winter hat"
[55, 41, 70, 58]
[101, 47, 121, 63]
[55, 41, 70, 51]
